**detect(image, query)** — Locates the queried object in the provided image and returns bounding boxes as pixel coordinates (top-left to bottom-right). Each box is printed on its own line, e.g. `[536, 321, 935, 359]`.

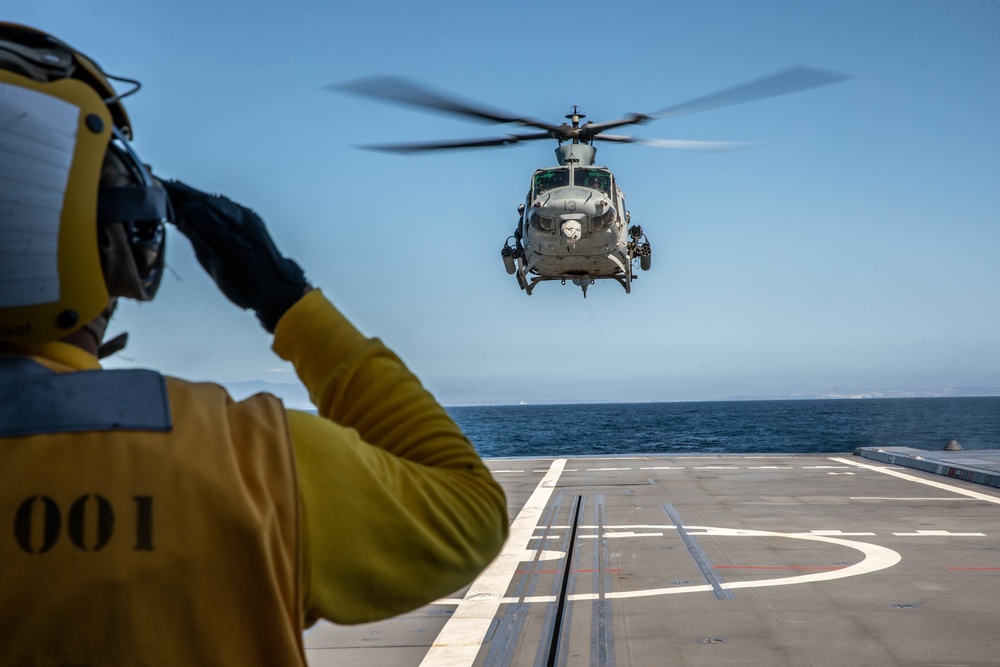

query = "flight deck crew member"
[0, 23, 508, 666]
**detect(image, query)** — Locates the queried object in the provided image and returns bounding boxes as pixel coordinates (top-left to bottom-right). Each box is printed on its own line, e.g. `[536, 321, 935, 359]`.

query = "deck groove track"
[538, 495, 582, 667]
[590, 494, 615, 667]
[661, 502, 736, 600]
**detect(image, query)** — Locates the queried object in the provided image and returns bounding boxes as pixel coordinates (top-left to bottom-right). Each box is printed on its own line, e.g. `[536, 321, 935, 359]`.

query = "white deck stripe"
[418, 458, 566, 667]
[830, 457, 1000, 505]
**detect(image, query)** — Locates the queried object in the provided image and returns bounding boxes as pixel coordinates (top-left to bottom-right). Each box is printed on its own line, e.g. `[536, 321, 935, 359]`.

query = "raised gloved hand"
[162, 179, 311, 333]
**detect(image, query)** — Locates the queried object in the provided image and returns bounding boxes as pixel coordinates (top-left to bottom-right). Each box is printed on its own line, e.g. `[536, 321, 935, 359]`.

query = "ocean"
[447, 397, 1000, 459]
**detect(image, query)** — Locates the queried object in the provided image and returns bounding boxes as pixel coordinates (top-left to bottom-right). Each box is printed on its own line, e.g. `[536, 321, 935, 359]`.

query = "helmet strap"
[78, 298, 123, 358]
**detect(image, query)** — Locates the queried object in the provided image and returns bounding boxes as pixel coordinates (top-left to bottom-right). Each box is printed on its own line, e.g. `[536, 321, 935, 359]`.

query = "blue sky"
[9, 0, 1000, 403]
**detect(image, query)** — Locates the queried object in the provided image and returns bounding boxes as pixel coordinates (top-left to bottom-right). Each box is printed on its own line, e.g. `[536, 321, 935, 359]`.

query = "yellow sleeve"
[271, 289, 509, 625]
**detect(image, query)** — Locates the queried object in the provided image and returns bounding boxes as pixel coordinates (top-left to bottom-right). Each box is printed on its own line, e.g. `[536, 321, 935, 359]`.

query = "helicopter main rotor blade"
[648, 65, 851, 120]
[328, 75, 561, 132]
[582, 65, 851, 136]
[359, 132, 555, 154]
[600, 135, 768, 152]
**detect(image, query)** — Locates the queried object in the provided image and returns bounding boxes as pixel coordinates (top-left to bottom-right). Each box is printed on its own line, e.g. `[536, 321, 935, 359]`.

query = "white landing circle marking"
[521, 549, 567, 561]
[570, 526, 901, 602]
[436, 525, 903, 606]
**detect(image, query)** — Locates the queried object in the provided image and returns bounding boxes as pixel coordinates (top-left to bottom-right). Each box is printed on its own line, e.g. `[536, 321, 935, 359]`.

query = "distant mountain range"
[438, 386, 1000, 406]
[220, 379, 1000, 408]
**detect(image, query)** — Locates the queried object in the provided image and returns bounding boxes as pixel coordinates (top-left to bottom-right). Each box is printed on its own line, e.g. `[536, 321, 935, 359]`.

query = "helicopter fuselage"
[504, 156, 651, 296]
[525, 175, 627, 274]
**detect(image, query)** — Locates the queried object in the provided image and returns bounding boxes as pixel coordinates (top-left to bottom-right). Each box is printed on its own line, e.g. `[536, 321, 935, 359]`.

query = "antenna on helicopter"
[565, 107, 586, 144]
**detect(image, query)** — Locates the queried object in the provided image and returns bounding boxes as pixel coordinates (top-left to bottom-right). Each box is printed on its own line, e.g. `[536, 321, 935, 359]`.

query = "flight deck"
[305, 449, 1000, 666]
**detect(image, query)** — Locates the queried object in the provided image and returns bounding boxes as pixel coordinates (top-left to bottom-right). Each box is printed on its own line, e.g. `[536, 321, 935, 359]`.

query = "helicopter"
[331, 66, 850, 297]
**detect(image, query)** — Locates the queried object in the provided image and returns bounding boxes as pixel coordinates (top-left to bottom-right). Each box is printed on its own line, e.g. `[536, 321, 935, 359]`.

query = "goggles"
[98, 127, 171, 299]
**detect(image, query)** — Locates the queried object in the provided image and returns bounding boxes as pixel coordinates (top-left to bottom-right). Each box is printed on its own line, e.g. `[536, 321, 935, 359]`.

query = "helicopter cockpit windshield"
[533, 168, 569, 196]
[574, 168, 612, 195]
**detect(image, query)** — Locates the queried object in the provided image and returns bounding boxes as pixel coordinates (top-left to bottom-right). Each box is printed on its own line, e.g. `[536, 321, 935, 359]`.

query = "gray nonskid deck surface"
[305, 452, 1000, 666]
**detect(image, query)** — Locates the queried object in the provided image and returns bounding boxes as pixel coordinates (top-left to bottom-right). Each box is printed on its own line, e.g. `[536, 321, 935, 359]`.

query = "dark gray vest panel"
[0, 355, 172, 437]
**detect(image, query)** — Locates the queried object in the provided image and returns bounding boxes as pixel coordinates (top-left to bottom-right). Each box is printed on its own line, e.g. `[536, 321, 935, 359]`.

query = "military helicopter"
[332, 66, 849, 297]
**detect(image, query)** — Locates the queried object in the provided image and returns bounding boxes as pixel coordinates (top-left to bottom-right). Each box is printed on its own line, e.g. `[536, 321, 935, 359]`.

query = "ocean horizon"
[446, 396, 1000, 459]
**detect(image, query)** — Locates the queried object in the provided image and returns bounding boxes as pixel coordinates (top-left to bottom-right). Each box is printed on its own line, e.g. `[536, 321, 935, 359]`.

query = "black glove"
[162, 179, 311, 333]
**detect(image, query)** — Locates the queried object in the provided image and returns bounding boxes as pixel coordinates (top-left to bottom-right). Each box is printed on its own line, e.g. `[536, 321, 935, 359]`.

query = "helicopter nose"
[560, 219, 582, 244]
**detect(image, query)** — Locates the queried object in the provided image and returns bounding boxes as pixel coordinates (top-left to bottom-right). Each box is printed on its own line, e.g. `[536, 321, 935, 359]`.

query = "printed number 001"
[13, 495, 153, 554]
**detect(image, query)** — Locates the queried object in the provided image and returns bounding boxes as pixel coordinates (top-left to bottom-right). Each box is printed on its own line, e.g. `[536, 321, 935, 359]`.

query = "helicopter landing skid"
[520, 270, 633, 297]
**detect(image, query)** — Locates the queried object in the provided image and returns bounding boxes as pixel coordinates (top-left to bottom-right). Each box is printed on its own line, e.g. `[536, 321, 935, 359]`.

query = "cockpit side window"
[533, 168, 569, 196]
[575, 169, 611, 195]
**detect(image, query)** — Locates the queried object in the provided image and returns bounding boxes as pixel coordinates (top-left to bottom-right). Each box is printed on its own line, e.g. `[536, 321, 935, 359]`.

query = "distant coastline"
[215, 378, 1000, 410]
[434, 386, 1000, 408]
